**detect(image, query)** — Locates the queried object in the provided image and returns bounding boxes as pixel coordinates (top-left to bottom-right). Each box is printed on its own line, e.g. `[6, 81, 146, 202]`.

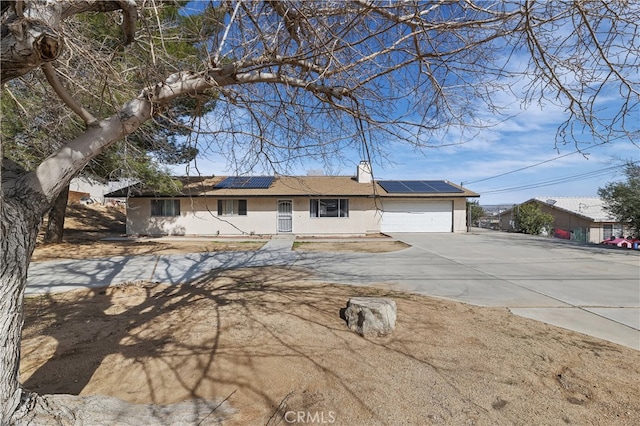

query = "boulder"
[344, 297, 396, 337]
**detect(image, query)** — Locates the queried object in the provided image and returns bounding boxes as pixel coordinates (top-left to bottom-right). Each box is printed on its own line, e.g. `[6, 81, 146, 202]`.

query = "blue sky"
[170, 3, 638, 206]
[171, 95, 638, 206]
[373, 98, 639, 205]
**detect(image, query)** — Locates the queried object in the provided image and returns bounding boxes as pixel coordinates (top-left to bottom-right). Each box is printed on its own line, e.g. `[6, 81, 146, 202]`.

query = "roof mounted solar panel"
[427, 181, 464, 192]
[378, 180, 463, 194]
[402, 181, 432, 192]
[377, 181, 410, 193]
[214, 176, 274, 189]
[217, 177, 250, 188]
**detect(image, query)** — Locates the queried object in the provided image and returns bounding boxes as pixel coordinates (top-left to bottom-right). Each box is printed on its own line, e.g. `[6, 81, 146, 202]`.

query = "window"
[217, 199, 247, 216]
[310, 199, 349, 218]
[603, 224, 624, 240]
[151, 199, 180, 217]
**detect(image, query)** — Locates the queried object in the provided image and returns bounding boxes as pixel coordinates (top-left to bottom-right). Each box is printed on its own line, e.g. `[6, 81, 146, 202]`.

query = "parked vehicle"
[79, 196, 95, 205]
[601, 236, 640, 249]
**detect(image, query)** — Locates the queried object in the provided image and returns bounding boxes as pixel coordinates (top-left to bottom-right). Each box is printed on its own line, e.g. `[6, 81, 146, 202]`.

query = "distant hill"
[480, 204, 516, 216]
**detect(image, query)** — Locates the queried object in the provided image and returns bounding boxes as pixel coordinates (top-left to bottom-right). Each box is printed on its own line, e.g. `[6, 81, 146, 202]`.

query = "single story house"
[498, 197, 628, 243]
[107, 162, 478, 237]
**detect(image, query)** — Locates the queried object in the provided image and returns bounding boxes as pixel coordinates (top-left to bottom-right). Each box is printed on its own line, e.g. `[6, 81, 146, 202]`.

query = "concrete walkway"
[26, 231, 639, 350]
[259, 234, 296, 251]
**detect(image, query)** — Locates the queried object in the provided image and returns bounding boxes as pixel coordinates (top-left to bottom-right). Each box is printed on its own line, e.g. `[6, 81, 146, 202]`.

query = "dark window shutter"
[239, 200, 247, 215]
[217, 200, 222, 215]
[340, 199, 349, 217]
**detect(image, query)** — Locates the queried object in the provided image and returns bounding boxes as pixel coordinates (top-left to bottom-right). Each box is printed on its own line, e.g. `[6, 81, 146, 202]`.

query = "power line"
[479, 164, 624, 195]
[462, 143, 612, 186]
[480, 167, 618, 194]
[463, 151, 580, 185]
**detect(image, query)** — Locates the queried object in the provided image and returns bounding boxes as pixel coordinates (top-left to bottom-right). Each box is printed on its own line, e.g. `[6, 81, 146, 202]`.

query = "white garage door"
[381, 200, 453, 233]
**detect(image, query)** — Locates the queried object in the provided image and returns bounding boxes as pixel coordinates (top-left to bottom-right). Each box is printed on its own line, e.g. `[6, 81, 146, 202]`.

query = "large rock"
[344, 297, 397, 337]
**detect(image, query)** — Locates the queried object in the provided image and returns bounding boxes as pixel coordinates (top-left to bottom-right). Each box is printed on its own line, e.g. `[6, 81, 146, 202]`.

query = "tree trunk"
[0, 3, 240, 421]
[0, 194, 44, 422]
[0, 6, 248, 420]
[42, 185, 69, 244]
[0, 165, 235, 424]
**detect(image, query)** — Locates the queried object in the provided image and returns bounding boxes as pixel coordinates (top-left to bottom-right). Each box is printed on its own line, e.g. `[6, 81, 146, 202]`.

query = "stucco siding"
[126, 196, 383, 236]
[114, 171, 476, 236]
[452, 198, 467, 233]
[590, 225, 605, 244]
[291, 197, 380, 235]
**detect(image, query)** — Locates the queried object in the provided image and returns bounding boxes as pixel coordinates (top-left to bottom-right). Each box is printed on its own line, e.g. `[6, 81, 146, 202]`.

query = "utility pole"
[461, 181, 471, 233]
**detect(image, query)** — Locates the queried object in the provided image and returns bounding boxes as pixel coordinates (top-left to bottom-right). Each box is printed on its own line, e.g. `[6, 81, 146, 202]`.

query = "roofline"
[104, 175, 480, 198]
[501, 198, 612, 222]
[122, 193, 477, 199]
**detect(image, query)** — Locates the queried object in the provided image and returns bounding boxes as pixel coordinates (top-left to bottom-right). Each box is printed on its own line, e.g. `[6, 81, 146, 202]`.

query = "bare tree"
[3, 2, 215, 243]
[1, 0, 638, 422]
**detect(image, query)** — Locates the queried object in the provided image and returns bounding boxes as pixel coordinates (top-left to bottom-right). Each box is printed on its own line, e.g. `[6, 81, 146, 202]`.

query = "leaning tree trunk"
[0, 170, 235, 425]
[42, 184, 69, 244]
[0, 193, 45, 422]
[0, 2, 239, 421]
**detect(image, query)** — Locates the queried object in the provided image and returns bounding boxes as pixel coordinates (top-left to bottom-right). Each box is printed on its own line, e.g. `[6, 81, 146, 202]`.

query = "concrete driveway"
[26, 231, 639, 350]
[291, 231, 640, 350]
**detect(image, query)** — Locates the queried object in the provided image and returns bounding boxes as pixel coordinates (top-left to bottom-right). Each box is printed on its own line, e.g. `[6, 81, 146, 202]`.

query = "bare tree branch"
[41, 62, 98, 126]
[2, 3, 640, 422]
[1, 0, 137, 84]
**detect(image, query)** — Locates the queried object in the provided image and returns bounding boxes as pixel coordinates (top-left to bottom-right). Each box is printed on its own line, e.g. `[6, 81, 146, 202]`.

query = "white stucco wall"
[126, 196, 383, 236]
[290, 197, 380, 235]
[453, 198, 468, 233]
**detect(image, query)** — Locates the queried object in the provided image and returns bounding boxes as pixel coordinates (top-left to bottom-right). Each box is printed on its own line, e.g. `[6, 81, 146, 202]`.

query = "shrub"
[514, 203, 554, 235]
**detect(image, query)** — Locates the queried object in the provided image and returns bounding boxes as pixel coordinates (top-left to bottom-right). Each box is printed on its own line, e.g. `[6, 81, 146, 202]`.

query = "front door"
[277, 200, 293, 233]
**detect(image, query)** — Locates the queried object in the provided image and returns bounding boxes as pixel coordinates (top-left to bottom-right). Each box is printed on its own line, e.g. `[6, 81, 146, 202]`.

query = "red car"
[601, 237, 640, 249]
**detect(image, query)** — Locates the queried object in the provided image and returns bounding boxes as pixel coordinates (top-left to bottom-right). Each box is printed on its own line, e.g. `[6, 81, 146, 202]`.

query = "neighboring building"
[106, 162, 478, 237]
[477, 204, 514, 230]
[70, 177, 132, 204]
[498, 197, 628, 243]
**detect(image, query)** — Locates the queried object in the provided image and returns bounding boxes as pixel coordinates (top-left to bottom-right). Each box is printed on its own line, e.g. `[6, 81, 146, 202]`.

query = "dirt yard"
[32, 204, 268, 262]
[293, 240, 409, 253]
[21, 204, 640, 425]
[32, 205, 403, 262]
